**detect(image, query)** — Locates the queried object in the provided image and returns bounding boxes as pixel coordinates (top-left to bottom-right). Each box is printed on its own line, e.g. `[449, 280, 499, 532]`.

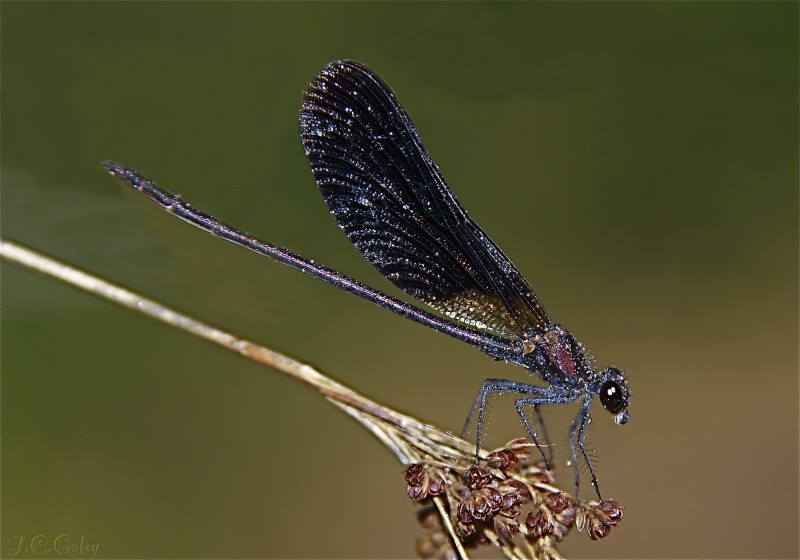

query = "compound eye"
[599, 380, 627, 414]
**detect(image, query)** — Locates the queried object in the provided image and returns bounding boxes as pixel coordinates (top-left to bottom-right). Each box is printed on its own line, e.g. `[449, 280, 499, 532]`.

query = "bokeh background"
[2, 2, 797, 558]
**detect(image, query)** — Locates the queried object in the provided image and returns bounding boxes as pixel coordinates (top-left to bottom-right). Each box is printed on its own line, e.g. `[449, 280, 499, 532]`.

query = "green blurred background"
[2, 2, 797, 558]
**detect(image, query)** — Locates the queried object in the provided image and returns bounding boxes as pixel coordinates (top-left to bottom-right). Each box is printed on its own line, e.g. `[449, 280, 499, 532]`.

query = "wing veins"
[300, 60, 551, 338]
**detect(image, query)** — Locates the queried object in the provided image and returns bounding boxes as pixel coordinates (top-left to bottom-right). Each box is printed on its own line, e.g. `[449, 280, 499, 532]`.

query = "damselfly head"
[597, 368, 630, 424]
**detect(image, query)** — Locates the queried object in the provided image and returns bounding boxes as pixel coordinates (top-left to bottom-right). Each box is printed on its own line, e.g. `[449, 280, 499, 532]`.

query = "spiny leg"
[515, 401, 551, 468]
[567, 407, 583, 497]
[576, 402, 602, 500]
[463, 379, 535, 460]
[533, 405, 553, 465]
[568, 401, 599, 500]
[463, 379, 572, 463]
[514, 395, 574, 469]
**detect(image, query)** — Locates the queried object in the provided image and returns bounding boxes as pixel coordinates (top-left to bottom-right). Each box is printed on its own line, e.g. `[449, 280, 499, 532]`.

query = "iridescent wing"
[300, 60, 549, 340]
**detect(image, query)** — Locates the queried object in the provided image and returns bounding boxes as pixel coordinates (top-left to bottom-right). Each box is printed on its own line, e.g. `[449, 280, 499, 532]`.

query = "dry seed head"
[464, 465, 493, 489]
[457, 486, 504, 522]
[544, 491, 570, 513]
[554, 505, 576, 527]
[499, 502, 522, 519]
[486, 438, 532, 471]
[404, 464, 445, 503]
[525, 506, 553, 538]
[405, 439, 624, 558]
[587, 516, 611, 540]
[594, 499, 624, 526]
[405, 463, 427, 486]
[586, 499, 623, 540]
[455, 520, 475, 540]
[573, 498, 623, 540]
[494, 514, 520, 539]
[415, 507, 456, 560]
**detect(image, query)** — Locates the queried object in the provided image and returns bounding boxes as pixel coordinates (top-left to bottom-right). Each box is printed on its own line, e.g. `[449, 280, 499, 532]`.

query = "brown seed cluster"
[455, 465, 532, 540]
[415, 507, 457, 560]
[524, 491, 576, 541]
[403, 439, 624, 558]
[405, 463, 446, 502]
[577, 499, 625, 540]
[485, 437, 531, 471]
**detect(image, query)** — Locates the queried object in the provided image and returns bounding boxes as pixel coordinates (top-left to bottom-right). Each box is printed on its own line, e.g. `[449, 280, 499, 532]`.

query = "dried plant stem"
[3, 238, 623, 559]
[433, 496, 470, 560]
[0, 239, 482, 552]
[0, 238, 471, 454]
